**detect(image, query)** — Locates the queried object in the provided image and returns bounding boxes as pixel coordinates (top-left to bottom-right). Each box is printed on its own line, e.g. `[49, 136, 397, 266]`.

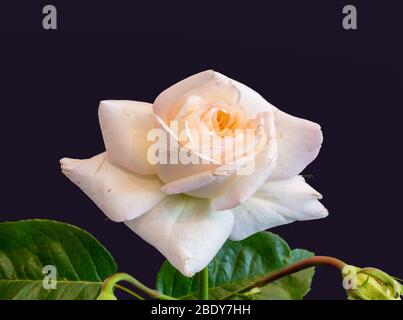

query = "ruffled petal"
[153, 70, 240, 123]
[99, 100, 156, 175]
[212, 112, 278, 210]
[153, 71, 279, 200]
[125, 195, 234, 276]
[229, 176, 328, 240]
[270, 108, 323, 180]
[153, 70, 275, 121]
[60, 152, 165, 222]
[153, 113, 231, 198]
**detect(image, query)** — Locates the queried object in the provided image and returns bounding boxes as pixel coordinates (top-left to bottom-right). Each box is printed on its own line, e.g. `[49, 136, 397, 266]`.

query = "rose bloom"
[61, 70, 327, 276]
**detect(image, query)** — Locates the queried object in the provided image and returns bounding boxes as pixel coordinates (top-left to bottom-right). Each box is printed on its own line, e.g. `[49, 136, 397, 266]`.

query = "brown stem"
[220, 256, 346, 300]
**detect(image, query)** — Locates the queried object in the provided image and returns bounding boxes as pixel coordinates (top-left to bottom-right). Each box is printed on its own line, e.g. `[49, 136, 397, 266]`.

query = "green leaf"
[0, 219, 117, 300]
[156, 231, 315, 300]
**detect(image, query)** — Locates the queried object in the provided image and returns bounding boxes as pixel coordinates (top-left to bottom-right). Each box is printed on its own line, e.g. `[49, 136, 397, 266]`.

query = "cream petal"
[60, 152, 165, 222]
[153, 71, 279, 199]
[229, 176, 328, 241]
[153, 116, 229, 198]
[211, 139, 278, 210]
[161, 170, 218, 195]
[212, 112, 278, 210]
[125, 195, 234, 276]
[161, 165, 241, 199]
[153, 70, 275, 122]
[153, 70, 240, 123]
[156, 149, 227, 198]
[270, 108, 323, 180]
[231, 78, 275, 118]
[99, 100, 156, 175]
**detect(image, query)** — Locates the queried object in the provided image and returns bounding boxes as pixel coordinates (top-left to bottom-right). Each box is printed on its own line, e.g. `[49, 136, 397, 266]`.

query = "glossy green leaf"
[0, 219, 117, 300]
[156, 231, 315, 300]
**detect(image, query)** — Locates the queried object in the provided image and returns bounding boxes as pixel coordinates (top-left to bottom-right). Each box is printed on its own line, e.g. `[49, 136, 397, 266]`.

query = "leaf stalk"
[101, 272, 177, 300]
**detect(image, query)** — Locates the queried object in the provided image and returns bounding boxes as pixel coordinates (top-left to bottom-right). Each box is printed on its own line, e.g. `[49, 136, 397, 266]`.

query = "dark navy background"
[0, 1, 401, 299]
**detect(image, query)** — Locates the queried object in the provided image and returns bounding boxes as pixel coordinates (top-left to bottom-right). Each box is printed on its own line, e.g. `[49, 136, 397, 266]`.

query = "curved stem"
[115, 284, 145, 300]
[220, 256, 346, 300]
[102, 273, 177, 300]
[199, 266, 209, 300]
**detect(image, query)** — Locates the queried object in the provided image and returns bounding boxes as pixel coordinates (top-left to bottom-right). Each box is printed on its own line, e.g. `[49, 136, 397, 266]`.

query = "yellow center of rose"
[161, 89, 270, 167]
[200, 103, 240, 136]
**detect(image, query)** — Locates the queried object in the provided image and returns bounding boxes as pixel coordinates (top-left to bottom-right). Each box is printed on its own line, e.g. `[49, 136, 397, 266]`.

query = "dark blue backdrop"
[0, 1, 401, 299]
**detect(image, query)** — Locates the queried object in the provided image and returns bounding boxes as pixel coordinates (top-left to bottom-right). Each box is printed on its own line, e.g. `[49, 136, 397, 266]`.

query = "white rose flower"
[60, 70, 328, 276]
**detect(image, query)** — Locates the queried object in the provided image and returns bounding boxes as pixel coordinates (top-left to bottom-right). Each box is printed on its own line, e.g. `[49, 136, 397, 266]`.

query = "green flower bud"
[96, 290, 118, 300]
[342, 265, 402, 300]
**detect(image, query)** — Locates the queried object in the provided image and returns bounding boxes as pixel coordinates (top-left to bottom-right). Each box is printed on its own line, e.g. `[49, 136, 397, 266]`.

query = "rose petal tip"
[60, 157, 80, 172]
[182, 258, 201, 277]
[321, 208, 329, 218]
